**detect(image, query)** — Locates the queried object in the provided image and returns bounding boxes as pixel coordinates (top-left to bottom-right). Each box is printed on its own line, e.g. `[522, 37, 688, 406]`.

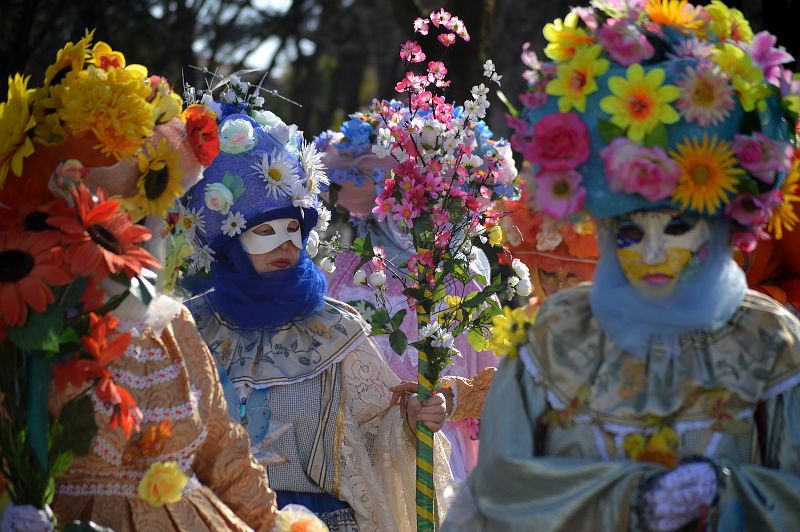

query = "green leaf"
[496, 89, 519, 117]
[390, 309, 407, 329]
[57, 277, 90, 309]
[48, 450, 73, 478]
[370, 309, 390, 334]
[736, 175, 761, 195]
[55, 395, 98, 456]
[6, 304, 64, 352]
[389, 329, 407, 356]
[129, 274, 156, 306]
[740, 110, 761, 135]
[221, 171, 246, 202]
[597, 118, 625, 144]
[467, 330, 487, 351]
[642, 123, 668, 148]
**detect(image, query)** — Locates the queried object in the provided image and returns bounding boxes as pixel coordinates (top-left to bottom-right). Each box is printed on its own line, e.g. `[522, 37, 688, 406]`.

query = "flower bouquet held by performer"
[316, 99, 518, 480]
[446, 1, 800, 531]
[0, 33, 279, 532]
[181, 75, 451, 531]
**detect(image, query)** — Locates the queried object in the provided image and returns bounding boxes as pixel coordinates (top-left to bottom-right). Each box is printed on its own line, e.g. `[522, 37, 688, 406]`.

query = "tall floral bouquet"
[335, 9, 524, 530]
[0, 32, 207, 525]
[507, 0, 800, 252]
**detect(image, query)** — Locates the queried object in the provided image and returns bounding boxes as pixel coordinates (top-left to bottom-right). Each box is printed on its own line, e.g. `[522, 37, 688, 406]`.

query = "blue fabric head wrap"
[206, 235, 327, 330]
[589, 217, 746, 354]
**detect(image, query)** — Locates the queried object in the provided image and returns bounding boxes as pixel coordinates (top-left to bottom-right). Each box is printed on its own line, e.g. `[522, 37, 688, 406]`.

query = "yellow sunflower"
[645, 0, 704, 35]
[712, 43, 768, 112]
[599, 64, 681, 141]
[768, 155, 800, 239]
[0, 74, 36, 188]
[705, 0, 753, 43]
[546, 44, 610, 112]
[55, 65, 154, 159]
[669, 134, 743, 214]
[125, 138, 185, 219]
[43, 29, 94, 86]
[543, 11, 595, 62]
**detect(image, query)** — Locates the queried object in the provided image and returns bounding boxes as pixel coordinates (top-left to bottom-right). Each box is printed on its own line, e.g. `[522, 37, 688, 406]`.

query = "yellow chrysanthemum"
[600, 64, 681, 141]
[543, 11, 595, 62]
[125, 138, 185, 219]
[706, 0, 753, 43]
[486, 305, 537, 358]
[645, 0, 704, 35]
[0, 74, 36, 188]
[769, 155, 800, 239]
[712, 43, 768, 112]
[56, 65, 154, 159]
[43, 29, 94, 86]
[669, 134, 743, 214]
[546, 45, 610, 113]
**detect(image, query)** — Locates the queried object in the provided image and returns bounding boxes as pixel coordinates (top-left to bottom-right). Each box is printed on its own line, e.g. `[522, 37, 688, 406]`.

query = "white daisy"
[314, 205, 331, 233]
[221, 211, 247, 237]
[192, 244, 215, 272]
[288, 179, 315, 209]
[300, 139, 328, 193]
[252, 150, 301, 199]
[181, 204, 206, 239]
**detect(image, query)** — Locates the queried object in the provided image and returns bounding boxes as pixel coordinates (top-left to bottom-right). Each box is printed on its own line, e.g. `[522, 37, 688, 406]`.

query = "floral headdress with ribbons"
[181, 73, 329, 273]
[508, 0, 800, 251]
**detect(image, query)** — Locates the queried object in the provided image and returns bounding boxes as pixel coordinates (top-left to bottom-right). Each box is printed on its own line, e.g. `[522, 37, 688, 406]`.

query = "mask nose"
[642, 230, 666, 265]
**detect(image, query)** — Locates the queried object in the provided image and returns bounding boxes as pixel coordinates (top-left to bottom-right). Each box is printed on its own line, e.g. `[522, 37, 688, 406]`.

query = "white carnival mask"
[239, 218, 302, 255]
[614, 210, 711, 298]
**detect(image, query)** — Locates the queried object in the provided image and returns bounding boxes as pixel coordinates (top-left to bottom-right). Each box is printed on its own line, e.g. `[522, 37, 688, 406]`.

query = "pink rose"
[732, 229, 759, 253]
[724, 193, 769, 226]
[600, 137, 680, 201]
[535, 169, 587, 220]
[529, 113, 590, 171]
[732, 132, 792, 184]
[598, 19, 654, 66]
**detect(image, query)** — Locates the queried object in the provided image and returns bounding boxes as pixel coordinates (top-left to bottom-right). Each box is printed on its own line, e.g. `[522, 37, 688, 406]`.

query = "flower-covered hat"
[183, 75, 328, 263]
[509, 0, 800, 247]
[316, 99, 518, 217]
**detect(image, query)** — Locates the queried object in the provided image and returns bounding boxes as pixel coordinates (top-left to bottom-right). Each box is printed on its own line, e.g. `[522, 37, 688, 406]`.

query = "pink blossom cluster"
[414, 8, 470, 46]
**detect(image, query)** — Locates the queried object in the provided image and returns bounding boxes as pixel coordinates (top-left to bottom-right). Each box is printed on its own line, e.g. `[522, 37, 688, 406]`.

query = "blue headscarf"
[589, 217, 747, 355]
[205, 236, 327, 331]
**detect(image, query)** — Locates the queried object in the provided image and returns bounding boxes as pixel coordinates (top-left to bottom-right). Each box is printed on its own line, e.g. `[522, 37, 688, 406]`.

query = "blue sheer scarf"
[206, 240, 327, 330]
[589, 218, 747, 355]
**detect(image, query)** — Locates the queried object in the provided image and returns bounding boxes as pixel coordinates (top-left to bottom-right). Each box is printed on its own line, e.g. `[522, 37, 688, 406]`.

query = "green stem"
[26, 353, 51, 473]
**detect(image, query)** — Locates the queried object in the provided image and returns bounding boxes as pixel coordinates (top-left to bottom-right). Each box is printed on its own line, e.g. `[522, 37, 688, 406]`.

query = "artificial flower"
[43, 29, 93, 86]
[147, 76, 182, 125]
[180, 204, 206, 240]
[486, 305, 537, 358]
[528, 112, 590, 170]
[622, 426, 679, 468]
[724, 191, 775, 227]
[543, 11, 594, 62]
[601, 137, 681, 201]
[191, 244, 215, 273]
[220, 211, 247, 237]
[731, 228, 759, 253]
[670, 134, 742, 214]
[138, 461, 189, 507]
[487, 224, 504, 247]
[300, 139, 327, 193]
[219, 118, 256, 154]
[706, 0, 753, 43]
[89, 41, 126, 70]
[55, 64, 154, 159]
[712, 42, 769, 112]
[0, 231, 71, 326]
[204, 182, 234, 214]
[768, 151, 800, 239]
[400, 41, 426, 63]
[273, 506, 328, 532]
[182, 104, 220, 167]
[319, 256, 336, 273]
[748, 31, 794, 85]
[368, 270, 387, 287]
[546, 44, 610, 112]
[49, 184, 158, 281]
[126, 138, 185, 219]
[732, 132, 792, 185]
[0, 179, 70, 236]
[96, 375, 142, 437]
[253, 150, 301, 199]
[597, 19, 654, 66]
[600, 64, 681, 142]
[251, 109, 284, 128]
[667, 38, 715, 61]
[0, 74, 36, 188]
[536, 169, 587, 219]
[438, 33, 457, 47]
[675, 62, 735, 127]
[644, 0, 703, 35]
[48, 159, 89, 201]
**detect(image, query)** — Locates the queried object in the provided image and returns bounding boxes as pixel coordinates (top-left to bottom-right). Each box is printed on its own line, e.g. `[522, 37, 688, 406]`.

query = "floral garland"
[508, 0, 800, 252]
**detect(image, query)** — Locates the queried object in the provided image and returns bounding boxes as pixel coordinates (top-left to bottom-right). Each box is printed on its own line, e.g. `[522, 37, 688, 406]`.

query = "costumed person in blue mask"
[182, 77, 452, 531]
[445, 1, 800, 530]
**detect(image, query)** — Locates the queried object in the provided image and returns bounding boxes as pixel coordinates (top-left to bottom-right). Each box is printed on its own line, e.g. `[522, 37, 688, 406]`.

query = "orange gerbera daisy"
[97, 376, 142, 437]
[182, 104, 220, 167]
[49, 184, 158, 281]
[646, 0, 704, 35]
[0, 231, 72, 326]
[0, 179, 71, 237]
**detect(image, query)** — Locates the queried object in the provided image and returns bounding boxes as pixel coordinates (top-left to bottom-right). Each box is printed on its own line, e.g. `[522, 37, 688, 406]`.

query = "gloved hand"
[642, 461, 717, 532]
[0, 504, 54, 532]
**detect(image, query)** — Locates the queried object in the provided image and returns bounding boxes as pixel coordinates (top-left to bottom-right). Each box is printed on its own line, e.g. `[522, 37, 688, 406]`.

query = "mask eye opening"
[616, 222, 644, 247]
[664, 216, 695, 236]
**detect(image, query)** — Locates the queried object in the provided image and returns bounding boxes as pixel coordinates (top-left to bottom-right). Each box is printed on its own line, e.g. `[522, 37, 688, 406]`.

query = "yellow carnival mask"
[615, 210, 711, 299]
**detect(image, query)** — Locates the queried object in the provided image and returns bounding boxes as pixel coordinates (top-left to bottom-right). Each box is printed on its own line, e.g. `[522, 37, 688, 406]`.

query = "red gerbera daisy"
[0, 180, 71, 237]
[49, 184, 159, 281]
[0, 231, 72, 326]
